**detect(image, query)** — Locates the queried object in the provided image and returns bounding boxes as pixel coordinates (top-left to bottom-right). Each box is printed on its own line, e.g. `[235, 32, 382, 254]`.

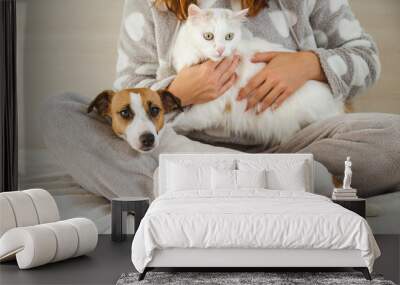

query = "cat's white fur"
[172, 4, 344, 145]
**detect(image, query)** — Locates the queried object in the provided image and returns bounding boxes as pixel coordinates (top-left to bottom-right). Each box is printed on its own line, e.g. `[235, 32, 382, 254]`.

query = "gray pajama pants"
[42, 93, 400, 200]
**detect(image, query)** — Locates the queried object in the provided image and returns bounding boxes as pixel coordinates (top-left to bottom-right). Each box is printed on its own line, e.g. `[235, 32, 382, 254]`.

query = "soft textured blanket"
[131, 190, 380, 273]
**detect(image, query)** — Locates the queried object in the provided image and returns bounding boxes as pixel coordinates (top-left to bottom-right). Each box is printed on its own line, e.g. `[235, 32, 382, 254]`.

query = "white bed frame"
[140, 154, 371, 280]
[148, 248, 365, 268]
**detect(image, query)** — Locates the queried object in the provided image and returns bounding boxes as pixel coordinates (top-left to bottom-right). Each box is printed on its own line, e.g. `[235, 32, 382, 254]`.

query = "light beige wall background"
[17, 0, 400, 151]
[17, 0, 125, 151]
[350, 0, 400, 114]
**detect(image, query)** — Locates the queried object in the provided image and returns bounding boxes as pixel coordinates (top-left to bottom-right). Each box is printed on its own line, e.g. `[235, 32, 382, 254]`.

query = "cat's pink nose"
[217, 47, 225, 56]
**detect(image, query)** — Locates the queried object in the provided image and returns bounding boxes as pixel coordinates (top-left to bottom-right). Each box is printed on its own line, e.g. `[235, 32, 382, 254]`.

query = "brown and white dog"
[88, 88, 183, 153]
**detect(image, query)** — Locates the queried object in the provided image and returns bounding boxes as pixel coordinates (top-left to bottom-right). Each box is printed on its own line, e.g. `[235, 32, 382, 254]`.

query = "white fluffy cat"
[172, 4, 344, 145]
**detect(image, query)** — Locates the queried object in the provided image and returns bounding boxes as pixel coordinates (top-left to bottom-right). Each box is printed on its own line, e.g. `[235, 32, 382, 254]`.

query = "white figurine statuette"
[332, 156, 358, 200]
[343, 156, 353, 190]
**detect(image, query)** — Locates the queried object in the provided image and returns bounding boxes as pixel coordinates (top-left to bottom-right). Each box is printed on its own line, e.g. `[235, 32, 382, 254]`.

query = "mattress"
[131, 190, 380, 273]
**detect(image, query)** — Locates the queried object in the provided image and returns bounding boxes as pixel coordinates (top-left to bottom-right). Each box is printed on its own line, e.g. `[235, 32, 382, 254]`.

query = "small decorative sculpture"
[342, 156, 353, 189]
[332, 157, 357, 199]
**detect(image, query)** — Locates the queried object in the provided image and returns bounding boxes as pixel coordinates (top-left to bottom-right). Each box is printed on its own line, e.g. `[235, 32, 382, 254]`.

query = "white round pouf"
[0, 189, 98, 269]
[24, 189, 60, 223]
[0, 196, 17, 237]
[0, 218, 98, 269]
[1, 191, 39, 227]
[65, 218, 98, 257]
[0, 226, 57, 269]
[0, 189, 59, 235]
[42, 221, 79, 262]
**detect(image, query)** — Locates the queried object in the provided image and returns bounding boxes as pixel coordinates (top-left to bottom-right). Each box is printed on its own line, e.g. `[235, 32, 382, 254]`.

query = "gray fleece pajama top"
[114, 0, 380, 100]
[42, 0, 400, 200]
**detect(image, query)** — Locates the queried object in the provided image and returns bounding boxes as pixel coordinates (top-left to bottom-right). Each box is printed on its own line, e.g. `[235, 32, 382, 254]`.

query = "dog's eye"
[149, 106, 160, 117]
[225, 33, 234, 41]
[203, 32, 214, 41]
[119, 107, 133, 120]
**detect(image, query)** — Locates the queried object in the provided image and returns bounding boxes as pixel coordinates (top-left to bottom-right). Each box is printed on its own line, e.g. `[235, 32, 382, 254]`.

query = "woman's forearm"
[167, 79, 192, 106]
[309, 0, 380, 99]
[300, 51, 328, 83]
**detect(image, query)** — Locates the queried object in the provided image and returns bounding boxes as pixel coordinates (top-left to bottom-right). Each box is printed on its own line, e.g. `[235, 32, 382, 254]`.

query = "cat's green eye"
[225, 33, 234, 41]
[203, 32, 214, 41]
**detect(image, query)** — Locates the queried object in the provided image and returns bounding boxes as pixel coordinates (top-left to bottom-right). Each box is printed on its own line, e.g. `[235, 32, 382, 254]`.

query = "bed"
[131, 154, 381, 280]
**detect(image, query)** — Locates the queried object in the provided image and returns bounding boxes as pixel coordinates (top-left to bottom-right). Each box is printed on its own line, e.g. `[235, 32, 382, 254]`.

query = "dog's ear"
[87, 90, 114, 117]
[157, 89, 184, 125]
[158, 89, 184, 113]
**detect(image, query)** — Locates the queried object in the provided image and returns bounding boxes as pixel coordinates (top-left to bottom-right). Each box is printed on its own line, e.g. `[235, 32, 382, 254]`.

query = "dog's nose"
[139, 132, 155, 148]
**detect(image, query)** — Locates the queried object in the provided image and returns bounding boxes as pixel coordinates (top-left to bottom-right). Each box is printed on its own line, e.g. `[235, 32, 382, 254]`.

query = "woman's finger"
[215, 57, 235, 76]
[218, 73, 237, 95]
[271, 90, 292, 110]
[251, 52, 280, 63]
[219, 56, 240, 84]
[245, 80, 275, 111]
[257, 85, 286, 114]
[204, 60, 219, 70]
[237, 71, 265, 100]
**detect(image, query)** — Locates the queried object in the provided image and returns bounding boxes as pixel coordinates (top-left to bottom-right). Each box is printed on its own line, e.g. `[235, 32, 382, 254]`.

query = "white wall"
[16, 0, 400, 153]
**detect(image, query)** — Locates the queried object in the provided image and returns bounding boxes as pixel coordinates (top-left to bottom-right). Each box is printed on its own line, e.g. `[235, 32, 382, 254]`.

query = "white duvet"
[131, 190, 380, 272]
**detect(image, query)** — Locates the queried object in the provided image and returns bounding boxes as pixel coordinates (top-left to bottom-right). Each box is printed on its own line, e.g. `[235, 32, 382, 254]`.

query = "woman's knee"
[383, 114, 400, 170]
[333, 112, 400, 158]
[43, 93, 89, 117]
[327, 113, 400, 146]
[41, 93, 91, 143]
[339, 113, 400, 192]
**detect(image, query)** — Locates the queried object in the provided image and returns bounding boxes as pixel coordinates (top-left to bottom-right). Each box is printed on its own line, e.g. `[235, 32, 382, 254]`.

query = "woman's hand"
[168, 55, 240, 106]
[237, 51, 327, 113]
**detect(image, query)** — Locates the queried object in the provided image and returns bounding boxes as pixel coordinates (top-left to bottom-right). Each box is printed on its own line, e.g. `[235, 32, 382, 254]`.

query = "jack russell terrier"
[88, 88, 343, 188]
[88, 88, 183, 153]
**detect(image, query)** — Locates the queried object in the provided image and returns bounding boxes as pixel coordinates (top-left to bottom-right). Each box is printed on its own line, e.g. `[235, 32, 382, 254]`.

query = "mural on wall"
[15, 0, 400, 236]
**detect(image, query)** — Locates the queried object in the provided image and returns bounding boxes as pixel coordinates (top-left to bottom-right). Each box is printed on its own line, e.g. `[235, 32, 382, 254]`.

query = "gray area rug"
[116, 272, 396, 285]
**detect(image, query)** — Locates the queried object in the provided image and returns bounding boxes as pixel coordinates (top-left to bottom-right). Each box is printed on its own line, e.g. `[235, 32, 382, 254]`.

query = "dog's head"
[87, 88, 183, 153]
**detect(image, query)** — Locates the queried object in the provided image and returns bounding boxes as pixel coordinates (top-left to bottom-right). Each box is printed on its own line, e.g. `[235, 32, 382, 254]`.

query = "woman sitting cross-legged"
[42, 0, 400, 199]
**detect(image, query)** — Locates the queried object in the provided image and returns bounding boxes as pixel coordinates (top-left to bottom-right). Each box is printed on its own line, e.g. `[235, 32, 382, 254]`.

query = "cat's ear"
[233, 8, 249, 21]
[188, 4, 203, 18]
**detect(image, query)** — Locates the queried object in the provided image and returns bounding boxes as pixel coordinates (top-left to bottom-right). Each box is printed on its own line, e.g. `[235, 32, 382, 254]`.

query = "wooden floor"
[0, 235, 399, 285]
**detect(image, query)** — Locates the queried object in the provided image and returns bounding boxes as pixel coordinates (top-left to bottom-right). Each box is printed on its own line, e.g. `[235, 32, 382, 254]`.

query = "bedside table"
[332, 198, 366, 218]
[111, 197, 150, 242]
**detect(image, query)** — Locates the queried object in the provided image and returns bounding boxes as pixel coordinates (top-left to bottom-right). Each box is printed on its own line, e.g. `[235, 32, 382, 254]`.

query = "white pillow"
[237, 169, 268, 189]
[166, 162, 212, 192]
[212, 169, 268, 190]
[212, 169, 236, 190]
[267, 166, 306, 191]
[238, 160, 307, 191]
